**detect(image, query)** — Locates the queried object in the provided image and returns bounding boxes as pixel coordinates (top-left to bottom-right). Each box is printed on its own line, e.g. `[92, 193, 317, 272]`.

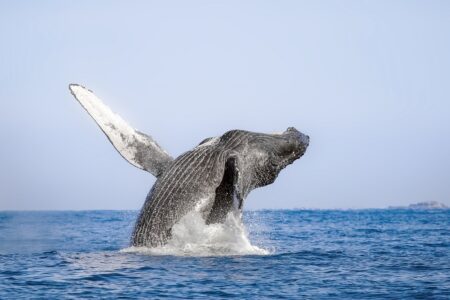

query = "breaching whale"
[69, 84, 309, 247]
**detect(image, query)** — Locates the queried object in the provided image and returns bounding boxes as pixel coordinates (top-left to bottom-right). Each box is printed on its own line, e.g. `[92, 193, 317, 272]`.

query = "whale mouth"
[206, 157, 241, 225]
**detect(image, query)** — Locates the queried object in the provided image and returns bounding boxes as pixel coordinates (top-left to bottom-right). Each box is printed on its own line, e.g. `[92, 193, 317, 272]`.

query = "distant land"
[388, 201, 449, 210]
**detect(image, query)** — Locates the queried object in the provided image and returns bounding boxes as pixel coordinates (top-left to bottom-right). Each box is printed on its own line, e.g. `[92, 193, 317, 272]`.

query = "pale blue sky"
[1, 1, 449, 210]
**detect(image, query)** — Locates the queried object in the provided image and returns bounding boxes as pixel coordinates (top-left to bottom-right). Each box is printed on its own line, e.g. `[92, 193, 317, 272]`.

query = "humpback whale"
[69, 84, 309, 247]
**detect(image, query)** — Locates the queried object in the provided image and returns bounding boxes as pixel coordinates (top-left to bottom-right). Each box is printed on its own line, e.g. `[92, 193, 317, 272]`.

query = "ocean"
[0, 209, 449, 299]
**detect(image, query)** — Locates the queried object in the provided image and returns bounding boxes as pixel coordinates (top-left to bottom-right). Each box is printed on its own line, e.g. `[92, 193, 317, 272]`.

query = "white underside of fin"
[69, 84, 172, 176]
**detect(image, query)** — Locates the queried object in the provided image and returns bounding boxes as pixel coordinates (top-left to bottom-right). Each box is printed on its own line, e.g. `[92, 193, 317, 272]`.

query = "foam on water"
[121, 211, 269, 257]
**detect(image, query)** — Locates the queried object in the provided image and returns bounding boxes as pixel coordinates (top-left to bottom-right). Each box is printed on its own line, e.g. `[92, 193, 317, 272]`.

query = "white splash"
[121, 211, 269, 257]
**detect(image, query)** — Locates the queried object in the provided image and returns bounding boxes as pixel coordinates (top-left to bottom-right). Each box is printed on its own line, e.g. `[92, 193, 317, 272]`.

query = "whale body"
[69, 84, 309, 247]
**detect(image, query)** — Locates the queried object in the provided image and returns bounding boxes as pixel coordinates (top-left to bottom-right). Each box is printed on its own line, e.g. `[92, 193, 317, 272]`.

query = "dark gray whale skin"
[132, 128, 309, 247]
[68, 83, 309, 248]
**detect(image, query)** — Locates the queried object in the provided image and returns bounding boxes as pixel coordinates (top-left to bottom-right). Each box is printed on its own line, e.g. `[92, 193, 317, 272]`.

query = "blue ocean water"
[0, 209, 449, 299]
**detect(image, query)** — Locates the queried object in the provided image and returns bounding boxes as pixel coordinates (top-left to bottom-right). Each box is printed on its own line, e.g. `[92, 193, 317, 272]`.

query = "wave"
[121, 211, 269, 257]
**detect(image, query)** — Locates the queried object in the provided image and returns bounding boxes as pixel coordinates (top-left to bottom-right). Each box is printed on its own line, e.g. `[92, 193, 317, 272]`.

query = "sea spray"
[121, 211, 269, 256]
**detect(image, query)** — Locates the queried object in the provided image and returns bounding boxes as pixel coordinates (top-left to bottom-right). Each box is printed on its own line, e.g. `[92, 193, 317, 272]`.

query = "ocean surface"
[0, 209, 449, 299]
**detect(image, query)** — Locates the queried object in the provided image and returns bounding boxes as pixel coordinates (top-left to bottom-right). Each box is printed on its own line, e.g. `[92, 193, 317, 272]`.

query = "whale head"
[202, 127, 309, 225]
[203, 127, 309, 225]
[233, 127, 309, 193]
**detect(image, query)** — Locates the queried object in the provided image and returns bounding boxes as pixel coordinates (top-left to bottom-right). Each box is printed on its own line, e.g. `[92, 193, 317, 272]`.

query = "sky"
[1, 0, 449, 210]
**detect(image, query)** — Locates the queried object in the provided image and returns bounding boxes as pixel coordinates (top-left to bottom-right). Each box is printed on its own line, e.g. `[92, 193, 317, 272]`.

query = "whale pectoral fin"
[206, 156, 242, 224]
[69, 84, 173, 177]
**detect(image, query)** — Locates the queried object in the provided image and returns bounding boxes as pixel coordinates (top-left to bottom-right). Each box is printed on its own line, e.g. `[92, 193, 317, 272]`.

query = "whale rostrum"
[69, 84, 309, 247]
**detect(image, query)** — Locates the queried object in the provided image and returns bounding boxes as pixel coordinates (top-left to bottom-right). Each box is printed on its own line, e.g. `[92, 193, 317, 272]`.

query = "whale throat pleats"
[69, 84, 173, 177]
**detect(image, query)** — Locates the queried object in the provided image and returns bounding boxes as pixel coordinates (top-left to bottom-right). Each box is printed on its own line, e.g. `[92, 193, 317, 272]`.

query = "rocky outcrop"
[389, 201, 448, 210]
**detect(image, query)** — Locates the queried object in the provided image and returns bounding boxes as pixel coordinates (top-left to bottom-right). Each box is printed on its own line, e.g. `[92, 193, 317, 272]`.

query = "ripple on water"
[0, 209, 449, 299]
